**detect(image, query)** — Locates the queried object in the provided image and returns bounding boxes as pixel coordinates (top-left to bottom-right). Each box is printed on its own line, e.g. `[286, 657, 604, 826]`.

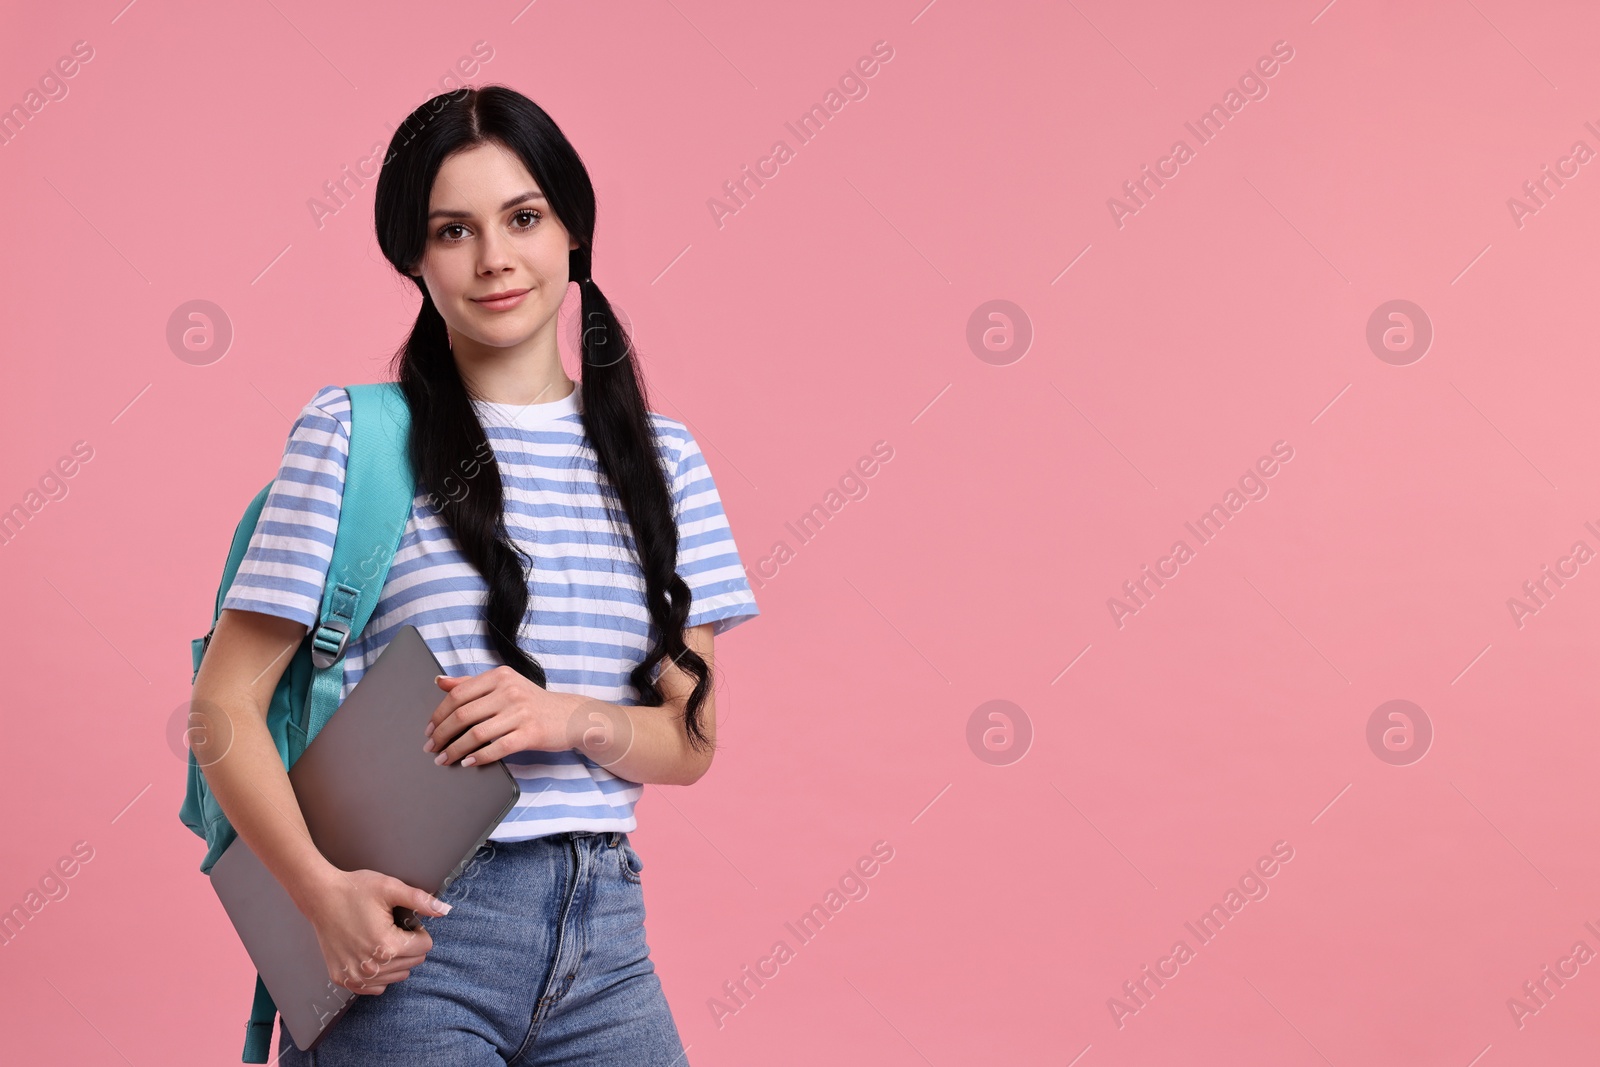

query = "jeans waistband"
[490, 830, 624, 848]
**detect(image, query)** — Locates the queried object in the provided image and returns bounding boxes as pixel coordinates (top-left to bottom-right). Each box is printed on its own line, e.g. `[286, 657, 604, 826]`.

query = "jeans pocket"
[619, 840, 644, 884]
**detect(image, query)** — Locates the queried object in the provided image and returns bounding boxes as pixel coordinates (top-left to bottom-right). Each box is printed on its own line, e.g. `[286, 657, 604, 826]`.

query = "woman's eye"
[437, 210, 539, 241]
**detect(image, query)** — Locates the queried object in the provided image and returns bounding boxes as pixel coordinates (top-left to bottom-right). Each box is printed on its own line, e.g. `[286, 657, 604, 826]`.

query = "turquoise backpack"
[180, 382, 417, 1062]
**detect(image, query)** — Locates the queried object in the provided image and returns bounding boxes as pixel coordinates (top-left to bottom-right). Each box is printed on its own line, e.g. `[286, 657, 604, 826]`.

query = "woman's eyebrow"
[427, 191, 546, 221]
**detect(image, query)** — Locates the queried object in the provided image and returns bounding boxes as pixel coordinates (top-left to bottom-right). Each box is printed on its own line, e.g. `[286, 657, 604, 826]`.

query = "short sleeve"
[670, 426, 760, 637]
[219, 386, 351, 631]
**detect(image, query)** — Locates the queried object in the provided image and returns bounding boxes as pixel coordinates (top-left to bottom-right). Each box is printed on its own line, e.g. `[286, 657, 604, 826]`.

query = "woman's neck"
[451, 335, 574, 405]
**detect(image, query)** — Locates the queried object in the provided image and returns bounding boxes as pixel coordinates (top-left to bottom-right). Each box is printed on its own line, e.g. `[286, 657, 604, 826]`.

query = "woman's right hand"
[299, 867, 452, 995]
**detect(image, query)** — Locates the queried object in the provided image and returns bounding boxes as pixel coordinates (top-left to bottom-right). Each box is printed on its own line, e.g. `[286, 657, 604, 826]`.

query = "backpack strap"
[241, 974, 277, 1062]
[242, 381, 415, 1063]
[296, 382, 416, 754]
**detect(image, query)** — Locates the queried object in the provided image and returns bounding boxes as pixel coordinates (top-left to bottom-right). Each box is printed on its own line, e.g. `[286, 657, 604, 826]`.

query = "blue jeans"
[276, 831, 688, 1066]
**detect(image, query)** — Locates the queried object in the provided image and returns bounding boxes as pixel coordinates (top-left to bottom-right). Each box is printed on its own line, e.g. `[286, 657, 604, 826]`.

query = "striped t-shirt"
[220, 383, 759, 841]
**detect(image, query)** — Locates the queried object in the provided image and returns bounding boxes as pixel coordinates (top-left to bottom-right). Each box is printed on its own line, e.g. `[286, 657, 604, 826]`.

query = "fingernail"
[437, 900, 452, 914]
[423, 740, 435, 753]
[462, 756, 476, 766]
[434, 752, 447, 765]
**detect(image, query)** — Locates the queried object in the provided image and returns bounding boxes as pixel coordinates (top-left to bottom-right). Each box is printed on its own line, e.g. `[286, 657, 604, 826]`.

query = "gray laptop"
[208, 624, 520, 1054]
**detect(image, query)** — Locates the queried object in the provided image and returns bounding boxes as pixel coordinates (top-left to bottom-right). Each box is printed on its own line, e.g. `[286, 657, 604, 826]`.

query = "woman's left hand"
[424, 666, 576, 766]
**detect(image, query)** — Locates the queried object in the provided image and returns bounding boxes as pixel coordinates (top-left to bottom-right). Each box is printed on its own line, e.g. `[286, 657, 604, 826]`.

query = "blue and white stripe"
[221, 384, 759, 841]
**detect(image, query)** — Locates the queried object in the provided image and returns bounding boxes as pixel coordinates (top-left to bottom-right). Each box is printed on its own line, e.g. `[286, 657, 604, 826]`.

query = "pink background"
[4, 0, 1600, 1063]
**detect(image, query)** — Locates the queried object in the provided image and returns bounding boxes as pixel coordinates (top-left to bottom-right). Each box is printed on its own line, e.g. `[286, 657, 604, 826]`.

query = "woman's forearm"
[191, 695, 343, 912]
[556, 691, 712, 787]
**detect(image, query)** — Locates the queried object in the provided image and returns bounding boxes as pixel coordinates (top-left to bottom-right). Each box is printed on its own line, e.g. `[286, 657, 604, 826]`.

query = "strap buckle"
[311, 616, 351, 669]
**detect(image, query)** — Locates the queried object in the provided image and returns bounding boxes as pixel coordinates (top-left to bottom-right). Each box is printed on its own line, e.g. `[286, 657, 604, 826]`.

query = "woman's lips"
[473, 287, 530, 311]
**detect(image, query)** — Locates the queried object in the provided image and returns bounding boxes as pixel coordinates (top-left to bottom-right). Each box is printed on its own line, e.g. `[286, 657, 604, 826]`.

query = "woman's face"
[410, 141, 579, 357]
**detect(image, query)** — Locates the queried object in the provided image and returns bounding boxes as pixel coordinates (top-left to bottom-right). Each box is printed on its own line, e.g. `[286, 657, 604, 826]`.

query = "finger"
[343, 953, 395, 985]
[438, 712, 516, 766]
[389, 921, 434, 955]
[459, 730, 523, 767]
[426, 691, 503, 754]
[357, 943, 416, 977]
[344, 956, 413, 989]
[459, 740, 501, 767]
[394, 879, 454, 918]
[426, 667, 508, 734]
[360, 941, 427, 976]
[438, 713, 511, 765]
[362, 969, 413, 993]
[427, 691, 459, 739]
[426, 677, 456, 737]
[340, 966, 406, 991]
[373, 952, 428, 972]
[429, 694, 506, 760]
[364, 965, 415, 986]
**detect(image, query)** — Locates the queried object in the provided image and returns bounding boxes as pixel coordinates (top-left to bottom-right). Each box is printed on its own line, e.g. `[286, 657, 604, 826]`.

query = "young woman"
[190, 85, 759, 1064]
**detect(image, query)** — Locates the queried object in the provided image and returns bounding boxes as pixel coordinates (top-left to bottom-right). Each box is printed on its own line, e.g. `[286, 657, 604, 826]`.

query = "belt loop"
[607, 831, 620, 848]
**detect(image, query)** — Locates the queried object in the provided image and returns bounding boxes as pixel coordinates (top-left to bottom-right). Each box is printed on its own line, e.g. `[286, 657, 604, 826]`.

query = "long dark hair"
[372, 85, 712, 752]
